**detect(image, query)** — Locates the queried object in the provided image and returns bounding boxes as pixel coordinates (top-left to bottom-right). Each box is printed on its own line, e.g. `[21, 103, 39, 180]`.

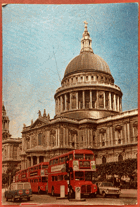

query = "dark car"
[96, 182, 120, 198]
[5, 182, 32, 202]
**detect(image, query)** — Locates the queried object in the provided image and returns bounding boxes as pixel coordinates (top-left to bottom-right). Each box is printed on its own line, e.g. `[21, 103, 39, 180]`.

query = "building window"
[102, 156, 106, 164]
[38, 133, 42, 145]
[13, 146, 17, 159]
[118, 139, 121, 144]
[118, 154, 123, 162]
[86, 76, 88, 81]
[102, 141, 105, 146]
[91, 76, 93, 80]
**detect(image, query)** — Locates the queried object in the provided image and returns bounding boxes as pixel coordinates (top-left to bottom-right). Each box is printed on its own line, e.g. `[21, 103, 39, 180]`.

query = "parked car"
[96, 182, 120, 198]
[5, 182, 32, 202]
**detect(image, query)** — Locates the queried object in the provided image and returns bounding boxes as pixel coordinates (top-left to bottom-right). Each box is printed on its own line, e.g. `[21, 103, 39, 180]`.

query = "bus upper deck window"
[60, 157, 64, 163]
[39, 165, 41, 169]
[56, 159, 58, 164]
[52, 176, 54, 181]
[69, 154, 73, 160]
[75, 154, 83, 160]
[85, 154, 93, 160]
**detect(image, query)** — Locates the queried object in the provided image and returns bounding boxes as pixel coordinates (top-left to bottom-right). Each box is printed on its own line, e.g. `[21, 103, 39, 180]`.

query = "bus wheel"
[38, 187, 41, 194]
[51, 187, 54, 196]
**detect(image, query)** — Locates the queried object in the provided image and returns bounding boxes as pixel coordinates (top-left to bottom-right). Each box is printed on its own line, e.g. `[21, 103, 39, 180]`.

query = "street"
[2, 190, 137, 205]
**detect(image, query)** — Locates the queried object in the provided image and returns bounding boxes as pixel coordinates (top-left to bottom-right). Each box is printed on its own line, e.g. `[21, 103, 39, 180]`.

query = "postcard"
[1, 3, 138, 206]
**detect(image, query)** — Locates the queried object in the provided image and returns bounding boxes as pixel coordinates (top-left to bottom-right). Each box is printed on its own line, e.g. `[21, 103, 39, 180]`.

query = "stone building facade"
[20, 22, 138, 170]
[2, 103, 22, 173]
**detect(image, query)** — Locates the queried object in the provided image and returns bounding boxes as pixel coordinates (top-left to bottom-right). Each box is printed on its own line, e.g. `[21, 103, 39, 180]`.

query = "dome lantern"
[80, 21, 93, 54]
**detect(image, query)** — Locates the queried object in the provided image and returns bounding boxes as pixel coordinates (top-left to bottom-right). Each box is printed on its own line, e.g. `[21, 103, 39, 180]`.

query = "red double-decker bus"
[15, 162, 49, 194]
[28, 162, 48, 193]
[48, 149, 97, 197]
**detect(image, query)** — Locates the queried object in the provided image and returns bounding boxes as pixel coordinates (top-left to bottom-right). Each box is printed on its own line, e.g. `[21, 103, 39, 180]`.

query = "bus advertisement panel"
[48, 149, 97, 197]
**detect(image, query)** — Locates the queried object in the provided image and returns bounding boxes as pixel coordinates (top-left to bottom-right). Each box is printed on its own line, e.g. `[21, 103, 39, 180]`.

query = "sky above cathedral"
[2, 3, 138, 138]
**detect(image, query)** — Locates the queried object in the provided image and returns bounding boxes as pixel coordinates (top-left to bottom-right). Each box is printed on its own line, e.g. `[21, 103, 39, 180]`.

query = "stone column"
[124, 124, 127, 144]
[110, 127, 113, 146]
[60, 96, 63, 112]
[31, 156, 33, 167]
[37, 156, 39, 164]
[58, 128, 60, 147]
[76, 92, 78, 109]
[104, 92, 106, 109]
[90, 90, 92, 108]
[117, 96, 119, 111]
[113, 94, 116, 111]
[109, 92, 112, 110]
[27, 158, 29, 168]
[70, 93, 72, 110]
[56, 129, 58, 146]
[127, 123, 130, 143]
[65, 94, 67, 111]
[58, 98, 60, 113]
[95, 91, 98, 108]
[63, 128, 65, 147]
[83, 91, 85, 109]
[106, 128, 109, 146]
[8, 145, 10, 159]
[100, 134, 102, 147]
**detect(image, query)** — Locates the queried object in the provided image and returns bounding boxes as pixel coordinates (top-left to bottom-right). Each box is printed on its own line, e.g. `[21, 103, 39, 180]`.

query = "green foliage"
[4, 163, 19, 185]
[93, 159, 137, 179]
[2, 173, 8, 184]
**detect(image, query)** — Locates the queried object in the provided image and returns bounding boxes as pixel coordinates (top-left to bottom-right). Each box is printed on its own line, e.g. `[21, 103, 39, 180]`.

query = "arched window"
[102, 156, 106, 164]
[118, 139, 121, 144]
[118, 154, 123, 162]
[38, 133, 42, 145]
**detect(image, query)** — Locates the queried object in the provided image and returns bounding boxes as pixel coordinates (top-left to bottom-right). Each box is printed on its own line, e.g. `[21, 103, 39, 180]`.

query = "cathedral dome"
[64, 52, 111, 78]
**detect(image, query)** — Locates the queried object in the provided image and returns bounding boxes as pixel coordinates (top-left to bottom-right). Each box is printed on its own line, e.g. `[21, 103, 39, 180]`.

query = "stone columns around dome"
[117, 95, 119, 112]
[65, 94, 67, 111]
[55, 88, 122, 117]
[90, 90, 92, 108]
[76, 92, 78, 109]
[103, 92, 106, 109]
[70, 93, 72, 110]
[82, 91, 85, 109]
[109, 92, 112, 110]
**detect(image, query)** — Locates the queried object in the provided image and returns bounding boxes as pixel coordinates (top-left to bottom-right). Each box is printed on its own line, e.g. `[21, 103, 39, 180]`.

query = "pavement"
[120, 189, 137, 198]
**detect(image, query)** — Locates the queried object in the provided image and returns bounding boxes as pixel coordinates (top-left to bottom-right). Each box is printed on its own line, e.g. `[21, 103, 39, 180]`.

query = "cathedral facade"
[20, 22, 138, 170]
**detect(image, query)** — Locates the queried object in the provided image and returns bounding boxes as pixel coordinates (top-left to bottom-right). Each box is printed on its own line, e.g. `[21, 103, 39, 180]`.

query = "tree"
[6, 163, 19, 185]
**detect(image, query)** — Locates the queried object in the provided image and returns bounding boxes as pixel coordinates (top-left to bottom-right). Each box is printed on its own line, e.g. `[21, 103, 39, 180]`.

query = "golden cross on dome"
[84, 20, 88, 27]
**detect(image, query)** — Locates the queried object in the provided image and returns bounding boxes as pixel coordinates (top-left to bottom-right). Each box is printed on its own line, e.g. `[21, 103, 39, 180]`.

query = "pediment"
[30, 118, 47, 129]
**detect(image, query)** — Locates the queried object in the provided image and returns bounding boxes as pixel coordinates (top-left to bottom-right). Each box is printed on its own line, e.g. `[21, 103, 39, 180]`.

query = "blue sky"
[2, 3, 138, 138]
